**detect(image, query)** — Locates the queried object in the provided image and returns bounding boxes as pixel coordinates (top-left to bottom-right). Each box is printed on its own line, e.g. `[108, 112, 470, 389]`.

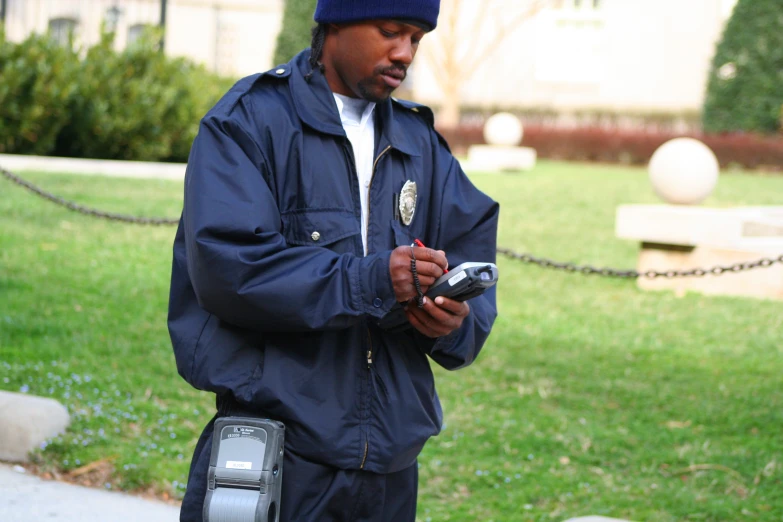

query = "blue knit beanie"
[314, 0, 440, 32]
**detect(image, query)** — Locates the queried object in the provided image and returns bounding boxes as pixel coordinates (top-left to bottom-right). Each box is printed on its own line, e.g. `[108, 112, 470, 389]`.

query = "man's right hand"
[389, 246, 448, 303]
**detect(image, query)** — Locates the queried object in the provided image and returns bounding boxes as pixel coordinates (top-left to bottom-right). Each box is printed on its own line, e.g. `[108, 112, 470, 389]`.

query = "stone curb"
[0, 391, 70, 463]
[0, 153, 186, 180]
[0, 464, 180, 521]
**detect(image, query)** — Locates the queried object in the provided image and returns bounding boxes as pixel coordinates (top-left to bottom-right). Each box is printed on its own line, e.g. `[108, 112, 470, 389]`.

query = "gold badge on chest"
[399, 180, 417, 226]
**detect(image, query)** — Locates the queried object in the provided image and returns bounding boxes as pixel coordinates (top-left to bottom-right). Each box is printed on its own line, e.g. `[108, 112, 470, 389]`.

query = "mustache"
[375, 65, 407, 79]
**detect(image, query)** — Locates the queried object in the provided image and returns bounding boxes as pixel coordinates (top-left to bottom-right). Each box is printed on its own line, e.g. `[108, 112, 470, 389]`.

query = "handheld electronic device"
[378, 261, 499, 331]
[203, 417, 285, 522]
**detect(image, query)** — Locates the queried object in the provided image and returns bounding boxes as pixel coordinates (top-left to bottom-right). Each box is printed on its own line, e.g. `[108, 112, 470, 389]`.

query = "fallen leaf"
[67, 458, 113, 478]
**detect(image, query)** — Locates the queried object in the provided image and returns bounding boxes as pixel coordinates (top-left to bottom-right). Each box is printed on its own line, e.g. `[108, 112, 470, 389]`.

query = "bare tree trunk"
[439, 82, 461, 130]
[423, 0, 551, 130]
[430, 0, 462, 129]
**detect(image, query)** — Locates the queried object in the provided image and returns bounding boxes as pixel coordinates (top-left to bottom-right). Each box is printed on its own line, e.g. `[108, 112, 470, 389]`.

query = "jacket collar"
[288, 50, 419, 157]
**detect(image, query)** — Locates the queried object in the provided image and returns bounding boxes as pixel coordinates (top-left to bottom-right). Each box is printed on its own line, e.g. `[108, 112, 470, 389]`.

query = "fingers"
[389, 246, 448, 303]
[412, 261, 445, 279]
[415, 275, 437, 287]
[432, 296, 470, 316]
[406, 307, 440, 338]
[410, 247, 448, 272]
[405, 297, 470, 338]
[420, 297, 469, 324]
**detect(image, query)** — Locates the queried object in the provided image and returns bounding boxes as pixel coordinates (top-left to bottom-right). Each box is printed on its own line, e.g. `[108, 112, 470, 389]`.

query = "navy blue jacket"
[168, 51, 499, 474]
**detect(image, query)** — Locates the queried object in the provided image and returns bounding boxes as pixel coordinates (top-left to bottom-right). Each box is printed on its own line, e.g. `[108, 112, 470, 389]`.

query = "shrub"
[780, 104, 783, 135]
[438, 125, 783, 171]
[0, 29, 80, 155]
[703, 0, 783, 135]
[0, 27, 232, 162]
[273, 0, 317, 66]
[54, 28, 233, 162]
[444, 106, 703, 135]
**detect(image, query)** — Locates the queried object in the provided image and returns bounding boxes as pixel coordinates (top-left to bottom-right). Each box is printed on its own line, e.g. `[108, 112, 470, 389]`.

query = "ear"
[326, 23, 342, 35]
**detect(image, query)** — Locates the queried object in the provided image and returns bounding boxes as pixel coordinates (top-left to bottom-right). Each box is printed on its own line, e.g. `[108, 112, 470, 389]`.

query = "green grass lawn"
[1, 161, 782, 521]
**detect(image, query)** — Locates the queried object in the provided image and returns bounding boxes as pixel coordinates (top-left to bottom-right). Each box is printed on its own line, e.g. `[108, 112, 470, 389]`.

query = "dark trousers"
[180, 417, 419, 522]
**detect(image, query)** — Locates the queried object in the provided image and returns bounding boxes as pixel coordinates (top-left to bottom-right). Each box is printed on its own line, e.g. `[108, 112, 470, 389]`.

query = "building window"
[536, 0, 605, 84]
[127, 24, 151, 46]
[554, 0, 602, 9]
[49, 18, 78, 46]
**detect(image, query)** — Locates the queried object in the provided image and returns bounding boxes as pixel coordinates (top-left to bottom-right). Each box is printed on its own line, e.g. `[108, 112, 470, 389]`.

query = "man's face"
[323, 20, 427, 103]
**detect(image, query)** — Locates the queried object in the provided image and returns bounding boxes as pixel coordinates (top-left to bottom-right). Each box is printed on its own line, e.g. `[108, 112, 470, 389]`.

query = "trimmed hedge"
[439, 125, 783, 171]
[0, 28, 233, 162]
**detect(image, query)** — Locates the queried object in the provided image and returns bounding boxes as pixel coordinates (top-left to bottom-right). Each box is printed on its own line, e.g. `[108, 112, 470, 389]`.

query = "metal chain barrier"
[3, 166, 782, 279]
[497, 247, 783, 280]
[1, 166, 179, 226]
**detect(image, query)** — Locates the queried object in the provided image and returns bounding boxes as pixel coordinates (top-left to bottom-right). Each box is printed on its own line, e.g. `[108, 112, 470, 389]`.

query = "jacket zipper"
[366, 145, 392, 250]
[360, 145, 392, 471]
[360, 439, 369, 469]
[361, 327, 374, 470]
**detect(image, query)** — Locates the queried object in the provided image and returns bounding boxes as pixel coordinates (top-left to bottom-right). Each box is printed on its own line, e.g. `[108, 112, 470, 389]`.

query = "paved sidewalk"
[0, 153, 186, 180]
[0, 464, 180, 522]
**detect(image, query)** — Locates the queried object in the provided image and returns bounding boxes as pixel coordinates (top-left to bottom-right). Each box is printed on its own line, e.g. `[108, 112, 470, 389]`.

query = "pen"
[413, 238, 448, 273]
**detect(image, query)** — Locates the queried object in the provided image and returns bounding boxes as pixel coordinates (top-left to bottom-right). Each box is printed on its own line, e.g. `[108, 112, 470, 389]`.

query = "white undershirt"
[333, 93, 376, 255]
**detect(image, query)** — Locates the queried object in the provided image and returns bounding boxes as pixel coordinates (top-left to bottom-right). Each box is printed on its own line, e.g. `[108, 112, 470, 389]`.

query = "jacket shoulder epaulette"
[259, 64, 293, 80]
[392, 98, 435, 127]
[205, 66, 291, 119]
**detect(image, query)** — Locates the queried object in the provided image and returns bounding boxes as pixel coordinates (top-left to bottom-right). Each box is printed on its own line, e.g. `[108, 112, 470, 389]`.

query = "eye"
[379, 28, 398, 38]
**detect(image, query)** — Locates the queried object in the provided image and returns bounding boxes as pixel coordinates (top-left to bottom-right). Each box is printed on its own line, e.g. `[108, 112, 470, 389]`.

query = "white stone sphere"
[648, 138, 720, 205]
[483, 112, 523, 147]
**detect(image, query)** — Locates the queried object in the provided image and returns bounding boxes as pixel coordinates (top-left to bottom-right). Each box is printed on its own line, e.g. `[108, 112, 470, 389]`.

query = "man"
[168, 0, 499, 520]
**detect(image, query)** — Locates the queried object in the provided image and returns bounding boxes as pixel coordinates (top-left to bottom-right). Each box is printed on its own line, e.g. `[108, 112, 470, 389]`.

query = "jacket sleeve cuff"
[416, 326, 458, 353]
[358, 251, 397, 318]
[415, 321, 474, 371]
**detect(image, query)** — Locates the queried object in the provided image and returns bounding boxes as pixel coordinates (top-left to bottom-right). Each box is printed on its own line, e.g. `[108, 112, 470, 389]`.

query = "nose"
[389, 38, 416, 66]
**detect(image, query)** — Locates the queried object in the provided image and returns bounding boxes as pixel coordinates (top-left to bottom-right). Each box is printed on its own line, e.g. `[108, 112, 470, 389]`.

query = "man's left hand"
[405, 296, 470, 338]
